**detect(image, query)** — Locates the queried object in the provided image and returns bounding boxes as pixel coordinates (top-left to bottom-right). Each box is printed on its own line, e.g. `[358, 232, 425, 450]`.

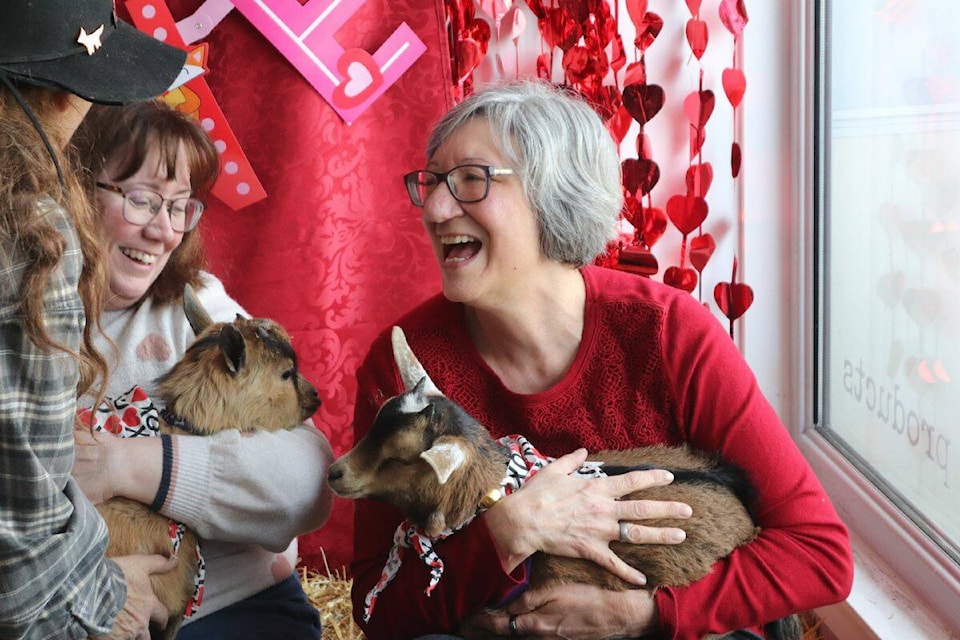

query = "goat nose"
[327, 468, 343, 482]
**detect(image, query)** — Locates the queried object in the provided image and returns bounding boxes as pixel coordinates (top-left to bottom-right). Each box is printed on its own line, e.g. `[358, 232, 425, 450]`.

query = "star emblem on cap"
[77, 24, 105, 56]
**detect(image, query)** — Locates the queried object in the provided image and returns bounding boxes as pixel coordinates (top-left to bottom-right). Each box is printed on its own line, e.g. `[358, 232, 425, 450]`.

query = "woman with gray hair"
[349, 81, 852, 640]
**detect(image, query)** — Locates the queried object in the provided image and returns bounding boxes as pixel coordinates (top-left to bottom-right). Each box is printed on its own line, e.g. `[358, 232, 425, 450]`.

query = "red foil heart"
[719, 0, 749, 39]
[722, 68, 746, 108]
[731, 142, 742, 177]
[622, 83, 665, 126]
[621, 158, 660, 197]
[714, 281, 754, 320]
[683, 89, 715, 128]
[690, 233, 716, 272]
[666, 194, 708, 236]
[685, 19, 708, 59]
[634, 12, 663, 51]
[664, 266, 698, 292]
[685, 162, 714, 197]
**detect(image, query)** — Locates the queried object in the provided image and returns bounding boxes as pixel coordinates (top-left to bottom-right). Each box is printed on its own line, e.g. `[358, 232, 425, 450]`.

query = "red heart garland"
[685, 0, 703, 15]
[642, 206, 667, 247]
[607, 106, 633, 146]
[722, 68, 746, 108]
[685, 162, 714, 198]
[634, 12, 663, 51]
[689, 233, 716, 272]
[540, 8, 581, 51]
[714, 257, 754, 336]
[731, 142, 742, 178]
[624, 0, 649, 30]
[683, 89, 715, 128]
[714, 281, 754, 321]
[454, 39, 482, 85]
[719, 0, 749, 39]
[685, 19, 708, 59]
[690, 125, 707, 159]
[616, 245, 659, 277]
[621, 158, 660, 197]
[664, 266, 698, 292]
[666, 194, 708, 235]
[624, 61, 647, 87]
[622, 83, 665, 126]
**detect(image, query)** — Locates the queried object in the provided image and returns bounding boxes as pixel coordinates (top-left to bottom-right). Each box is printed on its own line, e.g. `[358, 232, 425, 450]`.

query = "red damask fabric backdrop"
[162, 0, 451, 573]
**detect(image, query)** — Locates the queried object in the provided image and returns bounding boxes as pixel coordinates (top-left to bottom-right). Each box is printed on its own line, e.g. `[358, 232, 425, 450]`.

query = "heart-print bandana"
[78, 386, 205, 617]
[362, 434, 607, 621]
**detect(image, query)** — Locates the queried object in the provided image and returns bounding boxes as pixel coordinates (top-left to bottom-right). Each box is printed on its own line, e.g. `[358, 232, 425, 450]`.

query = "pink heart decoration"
[683, 89, 715, 128]
[664, 266, 698, 292]
[685, 18, 708, 59]
[666, 194, 708, 236]
[719, 0, 749, 39]
[685, 162, 714, 198]
[136, 333, 172, 362]
[690, 233, 716, 272]
[722, 68, 746, 107]
[622, 83, 665, 126]
[332, 48, 384, 109]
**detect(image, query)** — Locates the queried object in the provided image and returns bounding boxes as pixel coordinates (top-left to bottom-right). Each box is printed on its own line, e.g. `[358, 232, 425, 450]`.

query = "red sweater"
[350, 265, 853, 639]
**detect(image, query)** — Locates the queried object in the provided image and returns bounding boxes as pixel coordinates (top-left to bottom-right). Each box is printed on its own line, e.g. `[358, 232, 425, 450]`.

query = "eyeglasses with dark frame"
[403, 164, 515, 207]
[96, 181, 205, 233]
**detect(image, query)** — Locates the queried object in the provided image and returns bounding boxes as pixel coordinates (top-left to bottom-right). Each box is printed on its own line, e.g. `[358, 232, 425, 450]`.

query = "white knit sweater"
[92, 272, 331, 621]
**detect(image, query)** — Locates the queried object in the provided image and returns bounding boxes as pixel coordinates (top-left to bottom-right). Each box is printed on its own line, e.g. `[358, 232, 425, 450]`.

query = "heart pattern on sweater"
[137, 333, 172, 362]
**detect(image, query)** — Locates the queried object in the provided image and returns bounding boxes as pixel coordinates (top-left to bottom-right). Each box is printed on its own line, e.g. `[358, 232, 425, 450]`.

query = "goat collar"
[362, 434, 607, 622]
[159, 407, 207, 436]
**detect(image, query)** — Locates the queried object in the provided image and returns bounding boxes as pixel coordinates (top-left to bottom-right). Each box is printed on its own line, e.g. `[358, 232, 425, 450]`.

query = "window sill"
[816, 529, 957, 640]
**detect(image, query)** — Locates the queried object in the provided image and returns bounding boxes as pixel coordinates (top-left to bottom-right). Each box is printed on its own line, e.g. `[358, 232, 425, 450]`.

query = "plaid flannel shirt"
[0, 197, 125, 639]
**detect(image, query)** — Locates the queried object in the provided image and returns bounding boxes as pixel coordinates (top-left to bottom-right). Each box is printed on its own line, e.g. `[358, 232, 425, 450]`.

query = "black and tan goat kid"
[89, 285, 321, 640]
[327, 326, 800, 640]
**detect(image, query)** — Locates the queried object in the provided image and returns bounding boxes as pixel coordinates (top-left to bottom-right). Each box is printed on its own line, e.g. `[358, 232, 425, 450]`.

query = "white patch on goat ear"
[397, 392, 429, 415]
[420, 442, 465, 485]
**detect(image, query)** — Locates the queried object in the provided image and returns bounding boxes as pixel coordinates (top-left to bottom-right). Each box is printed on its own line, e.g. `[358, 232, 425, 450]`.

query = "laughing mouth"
[440, 234, 482, 263]
[120, 247, 157, 265]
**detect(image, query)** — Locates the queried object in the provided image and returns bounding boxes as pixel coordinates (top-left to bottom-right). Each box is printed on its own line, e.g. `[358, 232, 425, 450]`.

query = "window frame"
[793, 1, 960, 635]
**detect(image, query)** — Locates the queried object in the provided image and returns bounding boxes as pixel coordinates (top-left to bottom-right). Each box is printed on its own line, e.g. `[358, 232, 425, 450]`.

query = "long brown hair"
[0, 83, 109, 396]
[73, 100, 221, 306]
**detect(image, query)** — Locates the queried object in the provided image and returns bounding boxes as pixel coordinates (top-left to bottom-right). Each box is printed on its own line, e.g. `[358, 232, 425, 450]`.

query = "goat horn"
[391, 326, 444, 397]
[183, 283, 214, 336]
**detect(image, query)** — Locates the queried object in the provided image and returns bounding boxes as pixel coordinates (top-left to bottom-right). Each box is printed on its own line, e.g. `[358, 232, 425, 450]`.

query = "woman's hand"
[484, 449, 691, 586]
[95, 554, 179, 640]
[463, 583, 658, 640]
[73, 428, 163, 506]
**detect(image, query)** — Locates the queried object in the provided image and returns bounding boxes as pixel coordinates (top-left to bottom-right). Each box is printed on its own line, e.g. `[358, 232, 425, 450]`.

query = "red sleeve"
[348, 328, 526, 639]
[653, 294, 853, 639]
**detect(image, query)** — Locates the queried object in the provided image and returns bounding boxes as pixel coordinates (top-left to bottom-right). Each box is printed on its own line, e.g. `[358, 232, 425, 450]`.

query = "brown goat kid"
[328, 327, 800, 640]
[94, 285, 321, 640]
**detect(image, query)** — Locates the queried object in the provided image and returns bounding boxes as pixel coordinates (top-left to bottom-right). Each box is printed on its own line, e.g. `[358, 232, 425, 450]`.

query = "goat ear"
[392, 326, 444, 397]
[218, 324, 247, 375]
[420, 441, 466, 485]
[183, 284, 214, 336]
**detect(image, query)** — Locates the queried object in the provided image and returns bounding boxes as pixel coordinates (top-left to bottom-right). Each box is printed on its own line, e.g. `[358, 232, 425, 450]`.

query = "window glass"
[819, 0, 960, 564]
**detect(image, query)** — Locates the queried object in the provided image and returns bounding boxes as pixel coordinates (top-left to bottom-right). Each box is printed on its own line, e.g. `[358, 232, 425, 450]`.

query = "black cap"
[0, 0, 187, 105]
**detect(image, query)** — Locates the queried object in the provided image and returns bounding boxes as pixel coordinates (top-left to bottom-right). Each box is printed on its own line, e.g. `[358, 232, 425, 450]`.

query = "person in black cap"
[0, 1, 188, 638]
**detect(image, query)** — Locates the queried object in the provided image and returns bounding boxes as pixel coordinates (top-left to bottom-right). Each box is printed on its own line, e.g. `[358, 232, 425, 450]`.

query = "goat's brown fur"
[95, 286, 320, 639]
[327, 327, 800, 640]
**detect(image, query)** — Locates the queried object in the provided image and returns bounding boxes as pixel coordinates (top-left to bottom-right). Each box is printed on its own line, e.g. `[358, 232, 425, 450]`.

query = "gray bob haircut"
[426, 81, 623, 266]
